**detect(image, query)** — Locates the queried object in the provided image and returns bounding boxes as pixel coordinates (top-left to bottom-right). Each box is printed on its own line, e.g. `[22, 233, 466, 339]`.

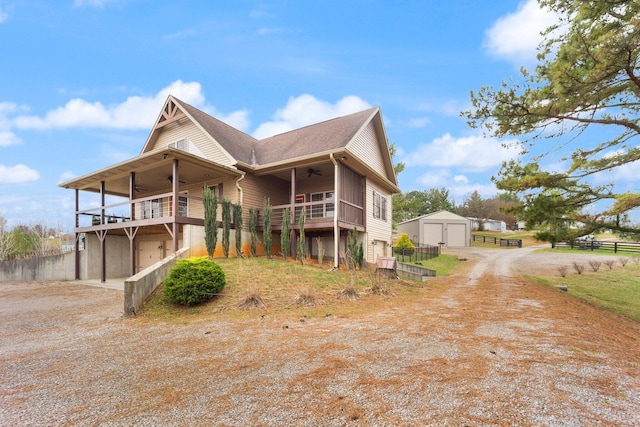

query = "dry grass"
[2, 251, 640, 425]
[338, 286, 360, 300]
[142, 257, 422, 320]
[237, 290, 267, 310]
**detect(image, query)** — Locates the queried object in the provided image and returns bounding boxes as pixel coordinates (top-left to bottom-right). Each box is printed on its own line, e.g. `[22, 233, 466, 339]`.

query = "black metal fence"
[472, 234, 522, 248]
[391, 244, 440, 263]
[555, 240, 640, 254]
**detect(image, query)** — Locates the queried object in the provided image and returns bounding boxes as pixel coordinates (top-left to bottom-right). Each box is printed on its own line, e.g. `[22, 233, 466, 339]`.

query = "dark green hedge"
[163, 257, 226, 306]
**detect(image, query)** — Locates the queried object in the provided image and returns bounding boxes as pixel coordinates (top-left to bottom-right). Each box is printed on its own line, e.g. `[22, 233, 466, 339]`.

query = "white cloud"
[11, 80, 247, 131]
[252, 94, 371, 139]
[484, 0, 559, 65]
[414, 169, 498, 204]
[217, 109, 251, 133]
[0, 7, 8, 23]
[58, 171, 76, 184]
[402, 133, 521, 172]
[0, 164, 40, 184]
[0, 131, 20, 146]
[73, 0, 121, 8]
[592, 149, 640, 183]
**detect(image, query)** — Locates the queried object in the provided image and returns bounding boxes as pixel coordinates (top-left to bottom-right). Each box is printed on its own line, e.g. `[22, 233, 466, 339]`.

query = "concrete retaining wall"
[124, 247, 190, 316]
[0, 251, 80, 282]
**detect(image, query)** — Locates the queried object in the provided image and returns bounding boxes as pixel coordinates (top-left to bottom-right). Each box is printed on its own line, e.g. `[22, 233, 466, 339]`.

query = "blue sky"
[0, 0, 596, 229]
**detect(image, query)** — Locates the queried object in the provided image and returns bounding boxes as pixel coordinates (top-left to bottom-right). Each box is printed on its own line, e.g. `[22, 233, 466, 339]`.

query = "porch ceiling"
[59, 148, 243, 197]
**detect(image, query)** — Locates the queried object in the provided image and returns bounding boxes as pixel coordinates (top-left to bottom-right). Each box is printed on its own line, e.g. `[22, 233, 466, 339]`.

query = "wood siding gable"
[345, 110, 397, 189]
[140, 96, 237, 167]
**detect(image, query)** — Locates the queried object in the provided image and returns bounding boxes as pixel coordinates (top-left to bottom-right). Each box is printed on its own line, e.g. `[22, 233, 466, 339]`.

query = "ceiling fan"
[307, 168, 322, 177]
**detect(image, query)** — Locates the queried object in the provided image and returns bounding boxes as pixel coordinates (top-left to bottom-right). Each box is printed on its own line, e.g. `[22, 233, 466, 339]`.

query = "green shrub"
[395, 233, 415, 256]
[163, 257, 226, 306]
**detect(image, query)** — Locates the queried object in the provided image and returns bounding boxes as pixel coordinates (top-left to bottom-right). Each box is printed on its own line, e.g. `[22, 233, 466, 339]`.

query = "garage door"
[447, 223, 467, 247]
[422, 223, 443, 246]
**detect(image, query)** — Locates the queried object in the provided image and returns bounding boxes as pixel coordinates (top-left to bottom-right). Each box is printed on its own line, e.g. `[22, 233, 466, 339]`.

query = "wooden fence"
[555, 240, 640, 254]
[472, 234, 522, 248]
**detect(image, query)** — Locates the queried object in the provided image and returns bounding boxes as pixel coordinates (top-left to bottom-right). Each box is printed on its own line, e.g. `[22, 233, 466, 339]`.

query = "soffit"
[59, 148, 242, 197]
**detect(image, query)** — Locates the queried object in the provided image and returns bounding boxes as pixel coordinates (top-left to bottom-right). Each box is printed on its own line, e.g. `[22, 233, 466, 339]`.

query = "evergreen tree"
[263, 197, 272, 258]
[202, 186, 218, 258]
[249, 207, 258, 257]
[281, 207, 291, 261]
[221, 199, 231, 258]
[234, 203, 243, 257]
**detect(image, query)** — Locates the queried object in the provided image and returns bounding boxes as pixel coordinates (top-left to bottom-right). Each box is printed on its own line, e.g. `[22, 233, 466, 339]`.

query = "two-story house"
[59, 95, 399, 282]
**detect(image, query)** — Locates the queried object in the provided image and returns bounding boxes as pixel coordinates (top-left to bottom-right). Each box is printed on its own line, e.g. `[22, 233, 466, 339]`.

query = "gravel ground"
[1, 245, 639, 426]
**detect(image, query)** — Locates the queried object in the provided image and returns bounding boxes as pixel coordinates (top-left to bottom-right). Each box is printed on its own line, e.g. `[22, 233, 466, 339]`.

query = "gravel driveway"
[1, 246, 639, 426]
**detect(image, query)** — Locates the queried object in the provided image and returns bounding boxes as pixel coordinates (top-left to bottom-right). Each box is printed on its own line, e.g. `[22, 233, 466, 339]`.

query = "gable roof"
[141, 96, 397, 189]
[175, 98, 258, 164]
[398, 210, 470, 225]
[254, 107, 378, 165]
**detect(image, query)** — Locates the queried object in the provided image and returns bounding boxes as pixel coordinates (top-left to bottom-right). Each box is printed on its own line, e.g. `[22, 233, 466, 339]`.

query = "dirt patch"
[1, 249, 639, 426]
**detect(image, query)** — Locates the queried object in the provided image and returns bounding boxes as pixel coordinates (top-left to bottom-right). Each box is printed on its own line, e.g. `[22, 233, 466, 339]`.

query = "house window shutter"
[382, 196, 387, 221]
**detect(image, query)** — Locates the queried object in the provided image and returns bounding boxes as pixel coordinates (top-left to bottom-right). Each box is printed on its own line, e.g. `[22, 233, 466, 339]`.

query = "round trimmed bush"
[163, 257, 226, 306]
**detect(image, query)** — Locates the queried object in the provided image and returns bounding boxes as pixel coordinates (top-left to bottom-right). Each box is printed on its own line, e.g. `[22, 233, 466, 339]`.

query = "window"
[373, 191, 387, 221]
[207, 184, 223, 199]
[169, 138, 206, 158]
[142, 199, 162, 219]
[295, 194, 305, 219]
[310, 191, 334, 219]
[169, 139, 187, 151]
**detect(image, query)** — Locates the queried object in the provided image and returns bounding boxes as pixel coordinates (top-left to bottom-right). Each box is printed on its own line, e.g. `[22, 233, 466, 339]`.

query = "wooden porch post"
[100, 180, 106, 283]
[172, 158, 179, 253]
[290, 168, 297, 258]
[74, 189, 80, 280]
[331, 155, 340, 268]
[129, 172, 136, 276]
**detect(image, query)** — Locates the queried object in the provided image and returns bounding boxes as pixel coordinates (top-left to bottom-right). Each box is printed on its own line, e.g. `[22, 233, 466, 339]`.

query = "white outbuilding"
[397, 210, 471, 247]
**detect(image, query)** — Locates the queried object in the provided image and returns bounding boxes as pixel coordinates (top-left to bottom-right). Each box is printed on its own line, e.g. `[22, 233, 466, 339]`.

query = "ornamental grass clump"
[163, 257, 226, 306]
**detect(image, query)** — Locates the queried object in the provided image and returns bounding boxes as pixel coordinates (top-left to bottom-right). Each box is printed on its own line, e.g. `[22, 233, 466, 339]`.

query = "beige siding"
[239, 173, 289, 225]
[364, 179, 392, 263]
[347, 122, 386, 177]
[150, 121, 234, 166]
[295, 172, 333, 201]
[397, 220, 420, 243]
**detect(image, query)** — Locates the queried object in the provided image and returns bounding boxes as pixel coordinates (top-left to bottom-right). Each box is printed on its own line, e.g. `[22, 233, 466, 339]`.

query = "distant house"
[396, 210, 471, 247]
[469, 217, 508, 232]
[59, 96, 400, 281]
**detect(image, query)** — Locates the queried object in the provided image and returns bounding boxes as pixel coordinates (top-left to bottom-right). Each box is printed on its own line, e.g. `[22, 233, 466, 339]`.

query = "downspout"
[330, 153, 339, 269]
[235, 172, 246, 205]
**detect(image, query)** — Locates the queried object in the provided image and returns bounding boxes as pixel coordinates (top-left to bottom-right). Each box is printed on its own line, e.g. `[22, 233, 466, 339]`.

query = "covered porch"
[60, 147, 243, 282]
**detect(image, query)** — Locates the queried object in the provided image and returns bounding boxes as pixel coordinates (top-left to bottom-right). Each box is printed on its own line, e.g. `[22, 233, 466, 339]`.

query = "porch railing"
[271, 199, 363, 228]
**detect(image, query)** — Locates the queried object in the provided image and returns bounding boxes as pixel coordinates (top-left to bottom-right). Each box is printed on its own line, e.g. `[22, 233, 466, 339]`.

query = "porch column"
[129, 172, 136, 276]
[100, 180, 106, 283]
[172, 158, 179, 253]
[290, 168, 296, 258]
[75, 189, 80, 280]
[331, 154, 340, 268]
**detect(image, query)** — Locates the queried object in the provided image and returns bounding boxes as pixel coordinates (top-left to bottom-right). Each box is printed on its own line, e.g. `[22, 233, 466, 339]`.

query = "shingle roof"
[174, 97, 377, 167]
[174, 98, 258, 164]
[254, 107, 378, 165]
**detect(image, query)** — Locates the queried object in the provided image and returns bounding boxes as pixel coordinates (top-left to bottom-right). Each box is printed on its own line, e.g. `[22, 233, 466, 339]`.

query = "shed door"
[422, 223, 443, 246]
[373, 240, 386, 260]
[447, 223, 467, 247]
[138, 240, 163, 272]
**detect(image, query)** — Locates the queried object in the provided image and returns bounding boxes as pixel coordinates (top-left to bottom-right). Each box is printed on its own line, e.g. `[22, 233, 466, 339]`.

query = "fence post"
[614, 242, 617, 253]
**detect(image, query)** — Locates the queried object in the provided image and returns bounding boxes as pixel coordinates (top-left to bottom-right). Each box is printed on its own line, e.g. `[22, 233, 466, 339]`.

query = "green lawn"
[528, 264, 640, 322]
[413, 254, 460, 276]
